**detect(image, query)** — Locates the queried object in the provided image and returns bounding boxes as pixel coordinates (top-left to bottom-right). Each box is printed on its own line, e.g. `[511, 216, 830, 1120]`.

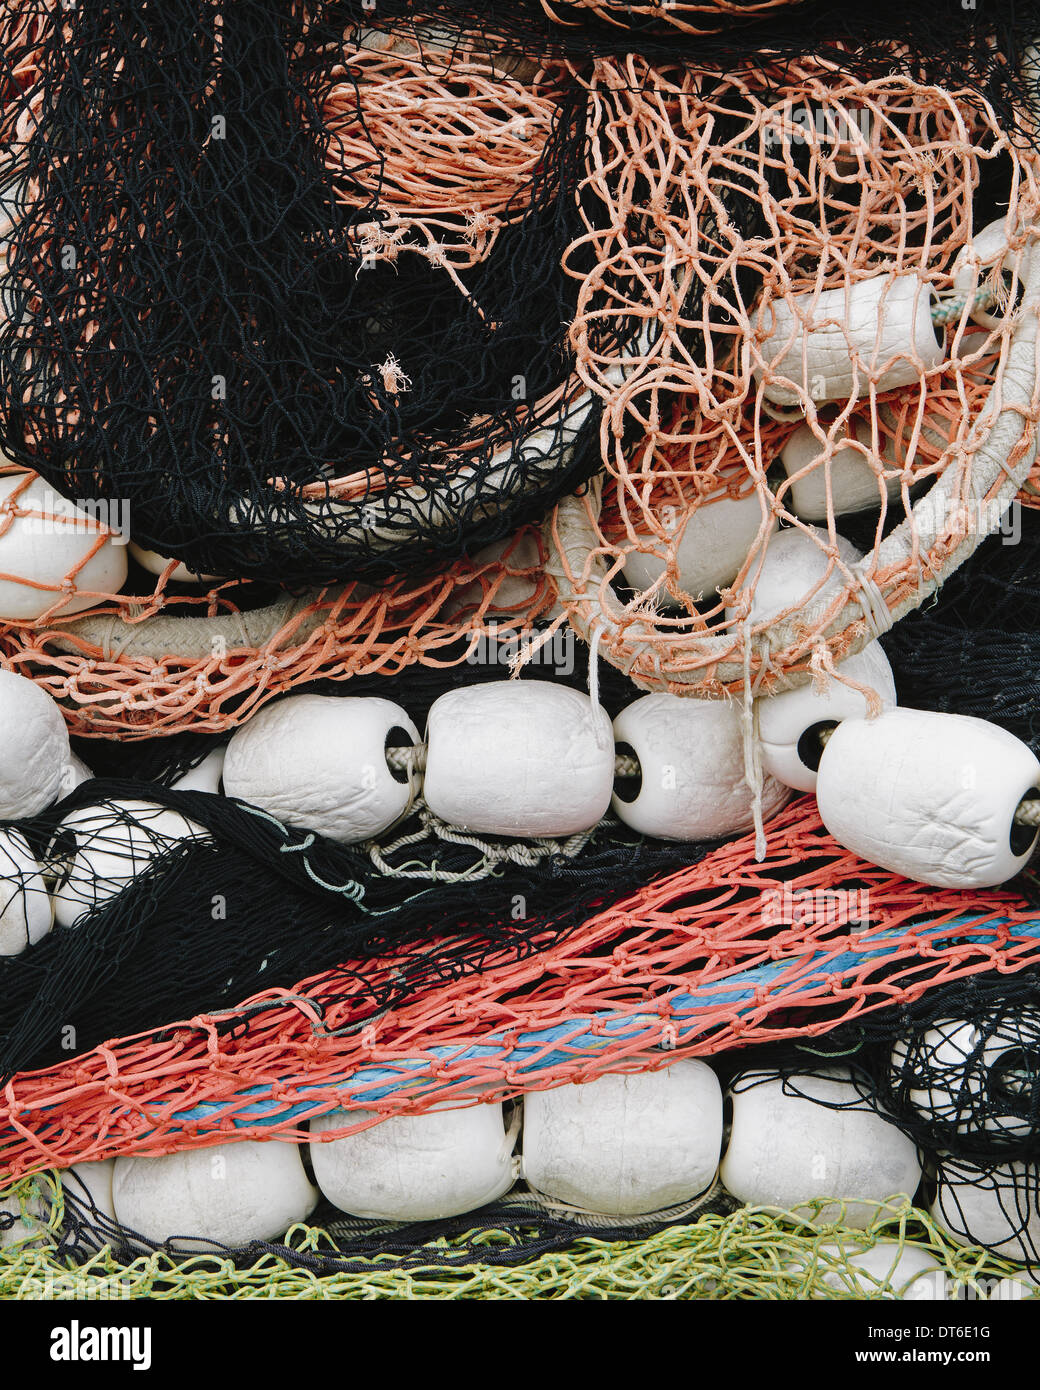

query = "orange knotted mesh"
[322, 23, 563, 272]
[3, 797, 1039, 1176]
[547, 58, 1040, 696]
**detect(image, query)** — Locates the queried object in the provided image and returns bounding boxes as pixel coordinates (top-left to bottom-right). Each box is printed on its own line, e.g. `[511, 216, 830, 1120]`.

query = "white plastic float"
[611, 693, 790, 838]
[0, 668, 72, 818]
[423, 682, 614, 837]
[0, 472, 128, 620]
[779, 418, 903, 521]
[309, 1101, 516, 1221]
[0, 827, 53, 956]
[50, 799, 208, 929]
[756, 640, 896, 793]
[930, 1160, 1040, 1264]
[720, 1069, 923, 1228]
[222, 693, 420, 843]
[621, 490, 774, 605]
[520, 1063, 723, 1216]
[111, 1140, 317, 1249]
[755, 272, 945, 410]
[816, 709, 1040, 889]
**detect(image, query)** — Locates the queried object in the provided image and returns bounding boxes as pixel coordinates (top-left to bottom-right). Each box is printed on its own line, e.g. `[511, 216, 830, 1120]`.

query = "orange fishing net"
[0, 477, 553, 738]
[537, 0, 806, 37]
[4, 797, 1040, 1176]
[546, 58, 1040, 696]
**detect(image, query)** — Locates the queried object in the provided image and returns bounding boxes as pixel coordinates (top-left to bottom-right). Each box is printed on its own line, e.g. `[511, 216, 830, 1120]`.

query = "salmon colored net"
[545, 58, 1040, 696]
[537, 0, 806, 38]
[324, 24, 561, 273]
[3, 797, 1039, 1178]
[0, 482, 554, 738]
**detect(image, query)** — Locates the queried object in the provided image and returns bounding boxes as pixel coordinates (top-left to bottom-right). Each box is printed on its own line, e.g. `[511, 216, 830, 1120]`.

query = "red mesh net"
[3, 798, 1038, 1176]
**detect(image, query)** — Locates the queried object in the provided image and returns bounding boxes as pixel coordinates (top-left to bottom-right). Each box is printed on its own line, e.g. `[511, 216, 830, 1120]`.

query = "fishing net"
[0, 1, 606, 588]
[0, 3, 1037, 736]
[0, 1171, 1029, 1299]
[544, 57, 1040, 698]
[0, 495, 561, 740]
[882, 508, 1040, 765]
[4, 796, 1040, 1178]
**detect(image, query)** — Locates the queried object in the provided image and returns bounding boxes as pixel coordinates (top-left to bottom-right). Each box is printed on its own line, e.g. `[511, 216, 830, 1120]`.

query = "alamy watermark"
[14, 495, 130, 545]
[468, 622, 576, 676]
[761, 884, 871, 929]
[763, 102, 873, 151]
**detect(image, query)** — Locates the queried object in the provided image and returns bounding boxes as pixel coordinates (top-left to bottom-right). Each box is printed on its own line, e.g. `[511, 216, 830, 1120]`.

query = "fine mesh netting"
[0, 2, 599, 586]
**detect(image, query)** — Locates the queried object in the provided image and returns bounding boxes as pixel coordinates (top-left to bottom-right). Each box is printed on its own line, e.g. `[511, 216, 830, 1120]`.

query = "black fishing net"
[723, 965, 1040, 1262]
[882, 507, 1040, 757]
[1, 0, 1039, 590]
[0, 768, 706, 1079]
[0, 0, 600, 586]
[51, 1169, 733, 1276]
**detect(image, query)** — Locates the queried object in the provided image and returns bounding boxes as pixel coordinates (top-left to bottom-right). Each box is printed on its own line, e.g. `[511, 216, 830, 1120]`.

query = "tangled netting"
[1, 1174, 1031, 1299]
[544, 55, 1040, 697]
[0, 1, 603, 586]
[720, 966, 1040, 1264]
[0, 3, 1038, 732]
[882, 507, 1040, 762]
[5, 798, 1040, 1178]
[0, 765, 702, 1081]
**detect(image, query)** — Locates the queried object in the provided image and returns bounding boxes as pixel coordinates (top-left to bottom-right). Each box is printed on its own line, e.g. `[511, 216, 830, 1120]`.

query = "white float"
[720, 1069, 922, 1228]
[222, 694, 420, 844]
[129, 542, 222, 585]
[890, 1013, 1040, 1138]
[621, 491, 774, 605]
[0, 669, 71, 818]
[930, 1160, 1040, 1264]
[423, 682, 614, 837]
[757, 640, 896, 793]
[0, 826, 53, 956]
[611, 693, 790, 838]
[310, 1102, 516, 1221]
[779, 419, 903, 520]
[726, 526, 863, 627]
[50, 799, 208, 928]
[755, 273, 944, 409]
[952, 218, 1029, 331]
[112, 1140, 317, 1249]
[521, 1063, 723, 1216]
[0, 472, 128, 619]
[816, 709, 1040, 888]
[792, 1237, 948, 1299]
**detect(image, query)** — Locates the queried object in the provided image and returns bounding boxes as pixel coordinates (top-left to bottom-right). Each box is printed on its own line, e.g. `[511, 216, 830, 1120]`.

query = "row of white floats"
[217, 519, 1040, 890]
[19, 1061, 1037, 1290]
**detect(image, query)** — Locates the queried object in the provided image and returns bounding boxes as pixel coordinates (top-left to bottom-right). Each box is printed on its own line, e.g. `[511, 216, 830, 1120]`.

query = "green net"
[0, 1173, 1034, 1301]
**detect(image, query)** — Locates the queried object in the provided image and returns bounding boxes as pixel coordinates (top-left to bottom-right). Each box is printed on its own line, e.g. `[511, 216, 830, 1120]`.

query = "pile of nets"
[4, 795, 1040, 1178]
[4, 0, 1040, 1298]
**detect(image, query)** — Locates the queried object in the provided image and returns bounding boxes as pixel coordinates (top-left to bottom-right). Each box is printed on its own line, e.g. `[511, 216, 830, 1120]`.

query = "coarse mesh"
[5, 798, 1040, 1178]
[0, 6, 1038, 732]
[544, 57, 1040, 697]
[0, 1172, 1030, 1298]
[0, 770, 704, 1081]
